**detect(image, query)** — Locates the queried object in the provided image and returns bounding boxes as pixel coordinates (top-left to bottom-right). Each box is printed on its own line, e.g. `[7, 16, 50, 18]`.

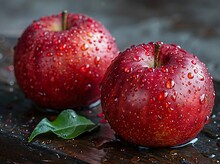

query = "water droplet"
[191, 60, 196, 65]
[107, 44, 112, 50]
[199, 94, 206, 105]
[94, 56, 101, 65]
[212, 91, 215, 97]
[87, 32, 93, 37]
[86, 84, 92, 90]
[130, 156, 141, 163]
[120, 148, 125, 152]
[176, 59, 183, 62]
[171, 91, 177, 102]
[124, 67, 132, 73]
[80, 64, 90, 72]
[202, 128, 219, 139]
[81, 43, 89, 51]
[187, 72, 194, 79]
[133, 56, 141, 62]
[171, 138, 198, 148]
[148, 68, 154, 72]
[132, 74, 139, 79]
[198, 74, 205, 81]
[168, 107, 174, 112]
[202, 153, 216, 159]
[59, 44, 66, 50]
[208, 154, 216, 159]
[194, 68, 198, 74]
[158, 91, 168, 101]
[169, 150, 178, 156]
[204, 115, 210, 124]
[165, 79, 175, 89]
[149, 97, 155, 103]
[157, 115, 162, 120]
[161, 67, 168, 73]
[46, 52, 52, 56]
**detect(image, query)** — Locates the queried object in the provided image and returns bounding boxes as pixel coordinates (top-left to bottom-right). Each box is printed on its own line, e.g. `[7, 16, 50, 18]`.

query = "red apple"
[101, 42, 215, 147]
[14, 11, 118, 109]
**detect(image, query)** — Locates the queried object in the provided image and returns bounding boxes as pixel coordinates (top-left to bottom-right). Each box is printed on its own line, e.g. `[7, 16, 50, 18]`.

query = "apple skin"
[101, 42, 215, 147]
[14, 12, 118, 109]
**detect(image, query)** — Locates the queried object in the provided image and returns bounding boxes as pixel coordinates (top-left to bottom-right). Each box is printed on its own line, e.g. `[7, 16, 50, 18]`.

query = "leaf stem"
[62, 10, 68, 30]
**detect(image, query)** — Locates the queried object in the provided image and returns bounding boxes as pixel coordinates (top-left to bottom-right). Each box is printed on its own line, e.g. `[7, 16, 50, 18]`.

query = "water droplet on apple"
[94, 56, 101, 66]
[107, 44, 112, 51]
[165, 79, 175, 89]
[133, 56, 141, 62]
[161, 67, 168, 73]
[204, 115, 210, 124]
[167, 107, 174, 112]
[194, 68, 198, 74]
[176, 59, 183, 62]
[85, 84, 92, 90]
[158, 91, 168, 101]
[132, 74, 139, 79]
[80, 64, 90, 72]
[149, 97, 155, 104]
[181, 65, 186, 69]
[157, 115, 162, 120]
[198, 74, 205, 81]
[213, 92, 216, 98]
[124, 67, 132, 73]
[171, 91, 177, 102]
[46, 52, 53, 56]
[81, 43, 89, 51]
[199, 94, 206, 105]
[87, 32, 93, 37]
[191, 60, 196, 65]
[187, 72, 194, 79]
[148, 68, 154, 72]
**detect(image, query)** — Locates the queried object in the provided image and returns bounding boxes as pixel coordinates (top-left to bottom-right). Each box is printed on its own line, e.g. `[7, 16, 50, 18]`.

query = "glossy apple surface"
[14, 12, 118, 109]
[101, 42, 215, 147]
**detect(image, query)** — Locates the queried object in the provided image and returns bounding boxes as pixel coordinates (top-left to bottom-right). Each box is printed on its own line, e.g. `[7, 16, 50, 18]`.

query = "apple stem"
[154, 43, 160, 68]
[62, 10, 68, 30]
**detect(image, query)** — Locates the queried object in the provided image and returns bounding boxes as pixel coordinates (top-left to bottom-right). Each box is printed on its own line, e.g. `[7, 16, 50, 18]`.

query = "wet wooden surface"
[0, 0, 220, 163]
[0, 35, 220, 164]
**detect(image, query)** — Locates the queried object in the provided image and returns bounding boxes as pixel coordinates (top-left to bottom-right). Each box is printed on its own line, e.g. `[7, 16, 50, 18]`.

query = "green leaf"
[28, 109, 98, 142]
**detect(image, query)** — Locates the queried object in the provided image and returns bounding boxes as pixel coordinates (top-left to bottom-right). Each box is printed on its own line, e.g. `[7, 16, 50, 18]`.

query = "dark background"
[0, 0, 220, 80]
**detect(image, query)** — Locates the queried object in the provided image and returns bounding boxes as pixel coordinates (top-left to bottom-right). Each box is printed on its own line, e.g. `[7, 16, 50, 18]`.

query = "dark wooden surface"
[0, 0, 220, 163]
[0, 33, 220, 164]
